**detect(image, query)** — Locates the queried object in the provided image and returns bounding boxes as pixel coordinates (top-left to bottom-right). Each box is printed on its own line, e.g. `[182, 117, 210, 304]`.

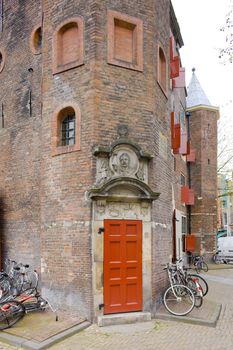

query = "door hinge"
[98, 303, 104, 310]
[98, 227, 104, 235]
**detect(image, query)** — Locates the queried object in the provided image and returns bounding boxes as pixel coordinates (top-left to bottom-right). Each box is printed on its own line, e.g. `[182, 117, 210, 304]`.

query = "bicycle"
[175, 258, 208, 296]
[163, 263, 195, 316]
[0, 260, 39, 301]
[190, 254, 208, 273]
[0, 289, 57, 330]
[172, 259, 204, 307]
[212, 251, 223, 264]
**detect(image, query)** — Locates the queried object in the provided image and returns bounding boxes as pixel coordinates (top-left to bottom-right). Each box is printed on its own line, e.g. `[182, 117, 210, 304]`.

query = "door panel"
[104, 220, 142, 314]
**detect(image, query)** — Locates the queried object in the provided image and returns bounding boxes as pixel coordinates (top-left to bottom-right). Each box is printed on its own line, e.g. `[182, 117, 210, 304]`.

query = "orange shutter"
[186, 235, 196, 252]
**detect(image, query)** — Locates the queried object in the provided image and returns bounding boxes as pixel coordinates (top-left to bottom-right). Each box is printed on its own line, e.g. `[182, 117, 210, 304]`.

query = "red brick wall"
[0, 0, 172, 318]
[0, 1, 42, 268]
[41, 0, 172, 315]
[189, 109, 218, 255]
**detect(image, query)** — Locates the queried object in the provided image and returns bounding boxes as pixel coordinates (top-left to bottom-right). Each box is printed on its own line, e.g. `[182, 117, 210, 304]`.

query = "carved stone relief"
[110, 146, 139, 177]
[94, 201, 151, 222]
[96, 158, 111, 185]
[95, 145, 149, 185]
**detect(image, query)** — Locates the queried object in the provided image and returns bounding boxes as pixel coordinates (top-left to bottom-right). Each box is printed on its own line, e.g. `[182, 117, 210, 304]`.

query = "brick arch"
[51, 103, 81, 156]
[52, 17, 84, 74]
[157, 44, 168, 96]
[30, 24, 42, 55]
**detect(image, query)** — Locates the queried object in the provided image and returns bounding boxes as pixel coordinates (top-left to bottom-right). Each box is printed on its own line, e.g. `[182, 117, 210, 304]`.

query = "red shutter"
[181, 186, 195, 205]
[171, 112, 181, 151]
[186, 235, 196, 252]
[170, 56, 180, 79]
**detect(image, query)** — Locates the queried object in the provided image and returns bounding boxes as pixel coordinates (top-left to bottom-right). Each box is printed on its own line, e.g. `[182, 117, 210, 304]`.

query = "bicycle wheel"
[0, 300, 25, 330]
[12, 274, 24, 296]
[22, 271, 39, 294]
[0, 278, 11, 300]
[195, 261, 202, 273]
[186, 277, 203, 308]
[163, 284, 195, 316]
[188, 274, 208, 296]
[201, 262, 208, 272]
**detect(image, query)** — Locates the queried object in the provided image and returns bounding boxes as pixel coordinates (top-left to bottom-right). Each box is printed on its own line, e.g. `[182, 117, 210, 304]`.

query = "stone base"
[97, 312, 151, 327]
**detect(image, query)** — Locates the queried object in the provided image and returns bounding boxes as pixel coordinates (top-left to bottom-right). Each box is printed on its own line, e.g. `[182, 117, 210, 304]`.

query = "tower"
[0, 0, 175, 321]
[186, 68, 219, 259]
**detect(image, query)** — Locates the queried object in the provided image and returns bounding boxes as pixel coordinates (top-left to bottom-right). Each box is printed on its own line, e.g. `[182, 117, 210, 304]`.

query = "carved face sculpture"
[119, 152, 130, 170]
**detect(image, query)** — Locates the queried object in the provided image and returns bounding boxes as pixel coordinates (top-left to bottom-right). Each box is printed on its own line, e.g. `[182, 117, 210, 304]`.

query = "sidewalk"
[0, 264, 232, 350]
[0, 311, 90, 350]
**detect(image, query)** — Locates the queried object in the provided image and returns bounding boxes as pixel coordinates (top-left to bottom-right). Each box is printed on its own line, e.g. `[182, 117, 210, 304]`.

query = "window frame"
[157, 44, 168, 96]
[61, 112, 76, 146]
[181, 216, 187, 234]
[51, 103, 81, 156]
[107, 10, 143, 71]
[52, 17, 84, 75]
[181, 173, 186, 186]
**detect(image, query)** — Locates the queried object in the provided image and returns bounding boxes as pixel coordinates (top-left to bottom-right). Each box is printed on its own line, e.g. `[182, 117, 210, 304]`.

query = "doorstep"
[97, 312, 151, 327]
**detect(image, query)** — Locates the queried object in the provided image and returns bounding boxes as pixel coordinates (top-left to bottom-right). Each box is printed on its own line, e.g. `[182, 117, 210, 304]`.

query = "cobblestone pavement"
[0, 268, 233, 350]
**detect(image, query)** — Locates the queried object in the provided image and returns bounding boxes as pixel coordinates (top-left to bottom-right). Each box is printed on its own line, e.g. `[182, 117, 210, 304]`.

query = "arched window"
[158, 46, 167, 94]
[52, 104, 81, 156]
[61, 112, 75, 146]
[53, 17, 84, 74]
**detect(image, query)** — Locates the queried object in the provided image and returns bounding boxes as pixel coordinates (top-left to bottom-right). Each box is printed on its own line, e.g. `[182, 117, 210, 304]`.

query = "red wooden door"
[104, 219, 142, 314]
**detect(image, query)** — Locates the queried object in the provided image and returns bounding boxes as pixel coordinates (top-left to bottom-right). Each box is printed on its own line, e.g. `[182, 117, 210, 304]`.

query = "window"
[61, 113, 75, 146]
[181, 173, 186, 186]
[181, 216, 187, 234]
[53, 17, 84, 74]
[107, 10, 143, 71]
[158, 45, 167, 94]
[51, 104, 81, 156]
[30, 25, 42, 55]
[173, 156, 176, 171]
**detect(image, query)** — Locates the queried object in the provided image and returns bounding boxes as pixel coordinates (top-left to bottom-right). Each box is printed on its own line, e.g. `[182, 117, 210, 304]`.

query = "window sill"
[52, 144, 81, 157]
[53, 61, 84, 75]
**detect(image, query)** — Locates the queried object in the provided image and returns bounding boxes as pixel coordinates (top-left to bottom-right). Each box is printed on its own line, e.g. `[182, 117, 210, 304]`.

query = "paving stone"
[0, 267, 233, 350]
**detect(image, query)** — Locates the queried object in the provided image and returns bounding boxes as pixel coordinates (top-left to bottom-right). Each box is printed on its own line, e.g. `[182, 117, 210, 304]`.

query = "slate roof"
[186, 68, 211, 108]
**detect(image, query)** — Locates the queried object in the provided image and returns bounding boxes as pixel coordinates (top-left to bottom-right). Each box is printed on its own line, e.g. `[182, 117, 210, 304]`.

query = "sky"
[172, 0, 233, 173]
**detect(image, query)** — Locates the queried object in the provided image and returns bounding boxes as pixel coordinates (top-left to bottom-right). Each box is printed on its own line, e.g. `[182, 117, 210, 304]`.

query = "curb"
[0, 321, 91, 350]
[155, 303, 222, 328]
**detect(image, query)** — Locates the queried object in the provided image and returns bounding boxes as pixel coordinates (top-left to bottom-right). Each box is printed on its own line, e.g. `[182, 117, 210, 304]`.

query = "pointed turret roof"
[186, 68, 211, 108]
[186, 68, 220, 119]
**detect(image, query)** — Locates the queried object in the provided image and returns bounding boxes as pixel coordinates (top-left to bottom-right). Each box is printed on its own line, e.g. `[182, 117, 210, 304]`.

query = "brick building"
[186, 69, 219, 259]
[0, 0, 217, 322]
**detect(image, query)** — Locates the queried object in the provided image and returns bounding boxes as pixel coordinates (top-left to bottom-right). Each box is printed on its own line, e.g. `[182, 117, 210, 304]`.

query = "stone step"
[97, 312, 151, 327]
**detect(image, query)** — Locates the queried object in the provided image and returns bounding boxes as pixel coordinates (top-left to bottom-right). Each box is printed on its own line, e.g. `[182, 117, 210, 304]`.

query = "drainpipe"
[186, 112, 192, 264]
[186, 111, 191, 235]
